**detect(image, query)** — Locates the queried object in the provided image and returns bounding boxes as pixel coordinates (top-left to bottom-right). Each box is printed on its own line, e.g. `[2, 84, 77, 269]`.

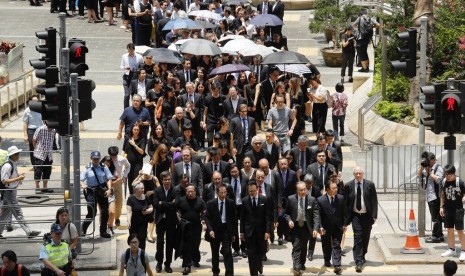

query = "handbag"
[91, 166, 108, 197]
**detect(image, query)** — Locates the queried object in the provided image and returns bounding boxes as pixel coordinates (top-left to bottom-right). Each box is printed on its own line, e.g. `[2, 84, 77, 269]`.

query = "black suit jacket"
[317, 193, 347, 232]
[245, 149, 271, 169]
[257, 1, 273, 14]
[307, 186, 322, 199]
[223, 96, 247, 120]
[230, 116, 256, 155]
[305, 162, 335, 191]
[224, 176, 248, 201]
[250, 64, 268, 83]
[261, 142, 280, 169]
[328, 141, 343, 171]
[310, 145, 341, 171]
[176, 69, 197, 88]
[284, 194, 320, 233]
[204, 198, 238, 242]
[291, 146, 314, 175]
[129, 78, 154, 97]
[202, 182, 235, 203]
[153, 186, 177, 224]
[270, 1, 284, 19]
[259, 78, 274, 110]
[165, 117, 191, 146]
[204, 161, 230, 183]
[345, 179, 378, 225]
[240, 195, 273, 238]
[156, 17, 171, 47]
[179, 93, 203, 122]
[277, 169, 297, 207]
[172, 162, 203, 192]
[154, 9, 165, 25]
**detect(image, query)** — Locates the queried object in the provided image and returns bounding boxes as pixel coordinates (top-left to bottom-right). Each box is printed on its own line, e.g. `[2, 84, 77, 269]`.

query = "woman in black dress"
[126, 181, 153, 250]
[147, 123, 170, 158]
[122, 124, 147, 194]
[150, 143, 173, 182]
[155, 85, 178, 127]
[244, 72, 263, 130]
[290, 104, 306, 147]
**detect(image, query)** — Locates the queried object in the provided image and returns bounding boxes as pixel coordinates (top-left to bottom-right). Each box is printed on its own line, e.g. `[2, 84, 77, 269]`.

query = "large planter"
[321, 47, 343, 67]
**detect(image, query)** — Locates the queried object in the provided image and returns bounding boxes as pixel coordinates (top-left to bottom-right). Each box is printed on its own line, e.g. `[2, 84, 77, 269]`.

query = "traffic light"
[390, 28, 417, 78]
[69, 39, 89, 76]
[34, 27, 57, 66]
[420, 82, 444, 134]
[34, 65, 59, 89]
[440, 89, 461, 134]
[77, 79, 96, 121]
[29, 83, 70, 135]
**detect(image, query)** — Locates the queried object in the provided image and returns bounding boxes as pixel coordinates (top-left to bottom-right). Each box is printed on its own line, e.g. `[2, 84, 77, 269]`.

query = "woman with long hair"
[217, 117, 234, 154]
[241, 156, 256, 181]
[215, 19, 229, 39]
[122, 124, 147, 194]
[288, 77, 305, 108]
[270, 81, 291, 108]
[126, 182, 154, 250]
[147, 123, 170, 158]
[150, 143, 173, 182]
[162, 71, 174, 87]
[237, 72, 248, 91]
[194, 67, 208, 92]
[244, 72, 263, 129]
[155, 85, 178, 127]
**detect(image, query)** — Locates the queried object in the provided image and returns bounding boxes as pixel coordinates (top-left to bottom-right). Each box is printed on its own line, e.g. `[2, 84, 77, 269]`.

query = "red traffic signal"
[441, 91, 461, 134]
[69, 38, 89, 76]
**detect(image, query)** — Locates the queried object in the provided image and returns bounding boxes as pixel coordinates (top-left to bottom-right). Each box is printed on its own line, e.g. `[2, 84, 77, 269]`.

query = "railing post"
[7, 86, 11, 121]
[15, 82, 19, 117]
[23, 76, 27, 107]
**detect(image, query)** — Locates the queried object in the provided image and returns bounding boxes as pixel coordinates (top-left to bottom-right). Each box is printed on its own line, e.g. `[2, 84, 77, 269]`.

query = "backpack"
[359, 15, 374, 38]
[124, 248, 146, 272]
[1, 264, 23, 276]
[0, 160, 14, 191]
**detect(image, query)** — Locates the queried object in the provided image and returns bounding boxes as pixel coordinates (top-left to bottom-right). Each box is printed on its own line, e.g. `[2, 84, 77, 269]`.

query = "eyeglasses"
[253, 142, 262, 146]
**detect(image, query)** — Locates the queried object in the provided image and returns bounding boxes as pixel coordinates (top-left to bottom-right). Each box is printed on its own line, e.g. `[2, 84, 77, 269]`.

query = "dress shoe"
[334, 266, 342, 275]
[100, 232, 111, 238]
[28, 231, 41, 238]
[6, 223, 13, 232]
[182, 267, 190, 275]
[115, 219, 120, 227]
[258, 265, 263, 274]
[156, 263, 162, 272]
[164, 266, 172, 273]
[242, 251, 248, 258]
[301, 265, 306, 271]
[292, 269, 302, 276]
[278, 237, 283, 245]
[324, 261, 332, 267]
[192, 262, 200, 268]
[348, 77, 353, 83]
[262, 255, 267, 261]
[307, 254, 313, 261]
[355, 264, 363, 273]
[232, 251, 240, 257]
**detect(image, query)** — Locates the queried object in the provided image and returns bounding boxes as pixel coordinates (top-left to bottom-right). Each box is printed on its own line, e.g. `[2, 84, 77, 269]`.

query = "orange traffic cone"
[401, 209, 425, 254]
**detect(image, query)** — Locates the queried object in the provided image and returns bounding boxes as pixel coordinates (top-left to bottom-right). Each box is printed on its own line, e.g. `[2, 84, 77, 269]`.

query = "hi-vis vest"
[45, 241, 69, 268]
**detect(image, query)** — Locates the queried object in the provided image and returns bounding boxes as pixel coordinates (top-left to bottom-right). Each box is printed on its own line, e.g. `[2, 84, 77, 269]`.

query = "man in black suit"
[259, 67, 280, 111]
[179, 82, 204, 148]
[345, 166, 378, 273]
[245, 136, 271, 169]
[172, 148, 203, 193]
[251, 55, 268, 83]
[306, 149, 335, 191]
[277, 157, 298, 244]
[176, 59, 197, 88]
[311, 135, 341, 171]
[202, 171, 235, 202]
[128, 69, 153, 106]
[291, 135, 314, 180]
[153, 171, 177, 273]
[204, 184, 237, 276]
[204, 148, 230, 183]
[166, 107, 192, 147]
[318, 180, 347, 275]
[154, 1, 168, 26]
[257, 0, 272, 14]
[230, 104, 256, 169]
[262, 130, 280, 170]
[225, 163, 249, 257]
[224, 86, 247, 120]
[284, 182, 320, 276]
[303, 174, 322, 261]
[325, 130, 343, 172]
[156, 10, 172, 48]
[176, 185, 206, 275]
[270, 0, 285, 34]
[240, 180, 273, 276]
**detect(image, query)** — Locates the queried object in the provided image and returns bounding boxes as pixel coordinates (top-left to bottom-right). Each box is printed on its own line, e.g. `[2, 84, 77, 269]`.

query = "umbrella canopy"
[250, 14, 283, 27]
[143, 48, 182, 64]
[224, 0, 247, 5]
[223, 39, 257, 53]
[240, 44, 279, 57]
[261, 51, 310, 64]
[134, 45, 152, 55]
[217, 35, 246, 46]
[163, 18, 200, 31]
[276, 64, 311, 76]
[219, 47, 238, 56]
[194, 19, 217, 29]
[209, 64, 251, 76]
[188, 10, 223, 21]
[180, 39, 222, 56]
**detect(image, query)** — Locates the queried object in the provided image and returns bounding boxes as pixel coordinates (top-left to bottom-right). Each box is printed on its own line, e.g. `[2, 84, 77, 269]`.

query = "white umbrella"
[217, 35, 246, 45]
[276, 64, 311, 76]
[188, 10, 223, 21]
[223, 39, 257, 53]
[240, 44, 279, 57]
[134, 45, 152, 55]
[168, 38, 192, 51]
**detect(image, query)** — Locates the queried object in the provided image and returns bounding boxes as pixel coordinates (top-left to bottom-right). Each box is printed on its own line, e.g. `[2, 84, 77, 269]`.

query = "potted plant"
[309, 0, 360, 67]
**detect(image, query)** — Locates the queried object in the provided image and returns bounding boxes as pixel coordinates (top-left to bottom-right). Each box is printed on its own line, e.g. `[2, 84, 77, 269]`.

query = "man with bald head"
[166, 106, 191, 146]
[344, 166, 378, 273]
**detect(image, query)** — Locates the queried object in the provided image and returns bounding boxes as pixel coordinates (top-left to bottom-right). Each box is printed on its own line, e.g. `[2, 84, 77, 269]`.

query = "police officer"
[39, 223, 72, 276]
[80, 151, 114, 238]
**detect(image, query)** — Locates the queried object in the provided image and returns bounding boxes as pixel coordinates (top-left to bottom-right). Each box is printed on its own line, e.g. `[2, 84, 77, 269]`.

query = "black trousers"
[321, 228, 343, 266]
[352, 213, 372, 266]
[210, 224, 234, 275]
[78, 0, 86, 16]
[130, 219, 148, 250]
[127, 160, 143, 194]
[137, 23, 152, 47]
[182, 222, 202, 267]
[428, 199, 444, 238]
[357, 38, 369, 62]
[82, 192, 109, 235]
[232, 205, 246, 253]
[27, 128, 37, 165]
[307, 235, 317, 256]
[155, 219, 176, 266]
[246, 231, 265, 276]
[312, 102, 328, 134]
[235, 143, 250, 170]
[341, 52, 355, 77]
[291, 225, 310, 271]
[277, 215, 290, 239]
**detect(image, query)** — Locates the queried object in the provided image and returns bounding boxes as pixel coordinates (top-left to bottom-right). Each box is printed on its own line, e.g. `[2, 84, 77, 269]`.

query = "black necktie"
[319, 165, 324, 183]
[252, 197, 257, 208]
[300, 151, 305, 173]
[234, 179, 238, 194]
[356, 182, 362, 211]
[214, 164, 218, 171]
[331, 196, 335, 209]
[220, 201, 224, 218]
[185, 164, 190, 176]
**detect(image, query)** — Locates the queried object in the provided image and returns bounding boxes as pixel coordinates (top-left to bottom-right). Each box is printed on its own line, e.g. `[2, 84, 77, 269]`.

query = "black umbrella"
[209, 64, 251, 76]
[261, 51, 310, 65]
[143, 48, 182, 64]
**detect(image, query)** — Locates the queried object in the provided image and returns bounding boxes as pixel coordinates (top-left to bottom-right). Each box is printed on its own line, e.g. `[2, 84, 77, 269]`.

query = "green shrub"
[375, 100, 413, 122]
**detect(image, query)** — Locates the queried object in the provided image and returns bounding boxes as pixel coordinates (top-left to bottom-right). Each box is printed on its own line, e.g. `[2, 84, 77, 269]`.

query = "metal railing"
[358, 92, 382, 151]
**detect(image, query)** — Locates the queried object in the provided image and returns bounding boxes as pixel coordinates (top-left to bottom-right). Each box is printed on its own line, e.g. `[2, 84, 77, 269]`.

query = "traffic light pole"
[59, 13, 67, 69]
[418, 16, 428, 237]
[70, 73, 82, 253]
